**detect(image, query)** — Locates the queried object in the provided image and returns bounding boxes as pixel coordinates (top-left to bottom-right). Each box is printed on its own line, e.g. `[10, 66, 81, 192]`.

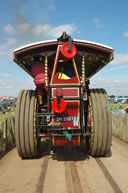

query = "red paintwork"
[31, 61, 51, 95]
[53, 88, 79, 98]
[31, 62, 45, 95]
[53, 101, 80, 128]
[57, 52, 71, 61]
[31, 62, 45, 84]
[52, 136, 80, 146]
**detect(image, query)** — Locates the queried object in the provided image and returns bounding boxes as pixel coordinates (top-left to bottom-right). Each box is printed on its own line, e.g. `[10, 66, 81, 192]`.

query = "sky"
[0, 0, 128, 97]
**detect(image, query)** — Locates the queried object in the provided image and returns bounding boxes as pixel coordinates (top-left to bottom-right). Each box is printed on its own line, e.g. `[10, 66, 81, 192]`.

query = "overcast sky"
[0, 0, 128, 97]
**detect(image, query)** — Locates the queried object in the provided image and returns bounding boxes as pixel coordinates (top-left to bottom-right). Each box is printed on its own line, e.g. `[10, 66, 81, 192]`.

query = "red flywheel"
[61, 42, 77, 58]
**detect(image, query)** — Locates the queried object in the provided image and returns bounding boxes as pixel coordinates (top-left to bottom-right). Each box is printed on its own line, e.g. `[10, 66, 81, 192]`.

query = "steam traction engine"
[13, 32, 114, 158]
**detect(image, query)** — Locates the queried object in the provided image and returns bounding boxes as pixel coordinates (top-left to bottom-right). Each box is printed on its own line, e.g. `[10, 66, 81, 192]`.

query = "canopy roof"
[13, 39, 114, 80]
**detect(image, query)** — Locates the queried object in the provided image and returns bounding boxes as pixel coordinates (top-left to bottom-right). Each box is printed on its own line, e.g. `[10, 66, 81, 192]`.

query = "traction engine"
[13, 32, 114, 158]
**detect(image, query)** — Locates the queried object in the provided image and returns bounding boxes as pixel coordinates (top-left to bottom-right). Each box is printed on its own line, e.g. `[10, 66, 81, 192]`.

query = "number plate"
[56, 117, 74, 122]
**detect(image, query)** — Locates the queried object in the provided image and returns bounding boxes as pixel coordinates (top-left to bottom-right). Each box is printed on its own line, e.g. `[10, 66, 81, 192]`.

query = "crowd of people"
[111, 103, 128, 114]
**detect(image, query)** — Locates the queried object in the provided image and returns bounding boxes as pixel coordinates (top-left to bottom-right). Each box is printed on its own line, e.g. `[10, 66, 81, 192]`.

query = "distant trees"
[109, 95, 115, 98]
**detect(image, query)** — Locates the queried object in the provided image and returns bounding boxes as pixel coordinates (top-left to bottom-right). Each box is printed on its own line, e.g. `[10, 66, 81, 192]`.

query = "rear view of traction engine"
[13, 32, 114, 158]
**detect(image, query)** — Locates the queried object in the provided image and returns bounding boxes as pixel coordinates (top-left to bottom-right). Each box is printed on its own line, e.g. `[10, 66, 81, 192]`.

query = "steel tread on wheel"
[15, 90, 40, 158]
[88, 88, 112, 156]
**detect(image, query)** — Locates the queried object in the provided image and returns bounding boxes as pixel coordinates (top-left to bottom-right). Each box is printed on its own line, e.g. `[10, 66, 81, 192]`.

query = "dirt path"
[0, 137, 128, 193]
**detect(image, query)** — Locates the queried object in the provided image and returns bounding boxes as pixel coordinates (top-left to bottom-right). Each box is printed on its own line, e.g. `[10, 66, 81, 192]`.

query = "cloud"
[90, 78, 128, 96]
[3, 23, 77, 39]
[111, 53, 128, 65]
[0, 38, 17, 58]
[0, 38, 17, 50]
[92, 18, 103, 28]
[3, 24, 16, 35]
[0, 74, 11, 78]
[104, 65, 128, 73]
[123, 31, 128, 37]
[51, 24, 77, 38]
[0, 79, 35, 97]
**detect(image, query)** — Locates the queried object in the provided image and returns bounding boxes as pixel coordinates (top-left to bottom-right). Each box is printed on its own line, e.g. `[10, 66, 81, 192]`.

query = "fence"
[0, 116, 15, 156]
[112, 112, 128, 143]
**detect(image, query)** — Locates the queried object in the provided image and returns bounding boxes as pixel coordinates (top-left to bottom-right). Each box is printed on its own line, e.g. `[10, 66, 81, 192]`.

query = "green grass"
[110, 103, 128, 110]
[0, 111, 15, 116]
[0, 106, 15, 122]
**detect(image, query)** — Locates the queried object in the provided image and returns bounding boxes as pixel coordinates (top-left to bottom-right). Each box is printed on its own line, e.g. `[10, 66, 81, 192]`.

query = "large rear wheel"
[15, 90, 40, 158]
[88, 89, 112, 157]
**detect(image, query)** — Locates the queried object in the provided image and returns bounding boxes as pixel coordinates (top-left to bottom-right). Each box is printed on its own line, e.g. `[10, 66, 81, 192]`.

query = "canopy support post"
[82, 56, 86, 86]
[45, 56, 48, 87]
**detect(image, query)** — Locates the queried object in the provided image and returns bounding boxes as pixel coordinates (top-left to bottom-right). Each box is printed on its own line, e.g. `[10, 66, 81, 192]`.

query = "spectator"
[110, 105, 115, 111]
[116, 106, 126, 114]
[125, 107, 128, 113]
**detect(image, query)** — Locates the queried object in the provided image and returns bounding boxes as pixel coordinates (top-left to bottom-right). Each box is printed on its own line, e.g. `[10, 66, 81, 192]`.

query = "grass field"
[0, 106, 15, 116]
[0, 106, 15, 122]
[109, 103, 128, 110]
[0, 111, 15, 117]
